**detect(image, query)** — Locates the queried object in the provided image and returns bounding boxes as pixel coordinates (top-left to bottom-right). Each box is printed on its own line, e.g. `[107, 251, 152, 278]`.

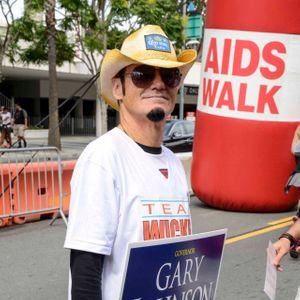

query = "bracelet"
[279, 232, 297, 247]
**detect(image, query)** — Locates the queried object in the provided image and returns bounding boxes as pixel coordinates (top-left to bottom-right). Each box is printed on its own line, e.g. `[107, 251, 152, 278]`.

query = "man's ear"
[112, 78, 124, 100]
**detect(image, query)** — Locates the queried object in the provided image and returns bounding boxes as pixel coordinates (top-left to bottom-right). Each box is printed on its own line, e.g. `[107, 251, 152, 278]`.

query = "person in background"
[12, 103, 28, 148]
[0, 106, 4, 143]
[273, 124, 300, 270]
[0, 106, 12, 147]
[0, 106, 4, 133]
[64, 25, 197, 299]
[285, 124, 300, 220]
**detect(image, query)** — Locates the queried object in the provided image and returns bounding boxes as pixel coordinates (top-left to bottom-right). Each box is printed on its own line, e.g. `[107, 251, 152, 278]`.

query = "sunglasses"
[124, 65, 182, 89]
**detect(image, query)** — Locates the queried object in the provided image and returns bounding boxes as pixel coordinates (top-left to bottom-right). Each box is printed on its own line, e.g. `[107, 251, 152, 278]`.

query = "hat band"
[122, 49, 178, 63]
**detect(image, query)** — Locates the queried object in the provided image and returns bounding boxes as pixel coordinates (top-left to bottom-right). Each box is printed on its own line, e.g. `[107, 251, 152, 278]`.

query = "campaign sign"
[120, 229, 227, 300]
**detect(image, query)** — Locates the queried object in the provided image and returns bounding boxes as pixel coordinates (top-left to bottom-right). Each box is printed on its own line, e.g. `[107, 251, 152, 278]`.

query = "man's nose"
[151, 69, 165, 88]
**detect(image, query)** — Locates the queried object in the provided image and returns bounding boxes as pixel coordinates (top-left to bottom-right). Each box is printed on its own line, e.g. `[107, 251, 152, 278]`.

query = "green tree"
[0, 0, 17, 84]
[59, 0, 188, 134]
[8, 0, 75, 149]
[7, 0, 200, 140]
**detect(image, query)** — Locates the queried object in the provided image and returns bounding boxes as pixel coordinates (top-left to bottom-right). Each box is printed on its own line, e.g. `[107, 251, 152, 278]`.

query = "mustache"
[146, 108, 165, 122]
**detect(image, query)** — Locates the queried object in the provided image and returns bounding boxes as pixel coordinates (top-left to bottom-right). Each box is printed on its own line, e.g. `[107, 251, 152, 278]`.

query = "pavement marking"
[225, 219, 293, 245]
[268, 216, 293, 225]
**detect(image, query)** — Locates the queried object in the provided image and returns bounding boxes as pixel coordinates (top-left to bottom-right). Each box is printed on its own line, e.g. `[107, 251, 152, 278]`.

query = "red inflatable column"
[191, 0, 300, 212]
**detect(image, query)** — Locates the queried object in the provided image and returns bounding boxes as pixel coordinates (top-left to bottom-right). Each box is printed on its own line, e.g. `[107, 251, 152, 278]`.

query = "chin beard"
[146, 108, 166, 122]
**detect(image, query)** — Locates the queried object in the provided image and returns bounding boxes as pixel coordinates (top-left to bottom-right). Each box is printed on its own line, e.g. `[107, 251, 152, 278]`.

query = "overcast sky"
[0, 0, 24, 23]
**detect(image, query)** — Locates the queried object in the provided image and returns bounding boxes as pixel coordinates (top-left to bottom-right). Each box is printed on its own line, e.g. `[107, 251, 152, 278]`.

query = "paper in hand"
[264, 241, 277, 300]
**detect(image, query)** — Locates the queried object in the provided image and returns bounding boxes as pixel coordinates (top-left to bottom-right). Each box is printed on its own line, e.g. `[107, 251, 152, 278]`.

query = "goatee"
[146, 108, 165, 122]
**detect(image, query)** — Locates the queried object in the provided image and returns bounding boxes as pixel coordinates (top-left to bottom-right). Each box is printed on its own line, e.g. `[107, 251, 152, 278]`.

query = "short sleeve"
[23, 110, 28, 118]
[64, 157, 120, 255]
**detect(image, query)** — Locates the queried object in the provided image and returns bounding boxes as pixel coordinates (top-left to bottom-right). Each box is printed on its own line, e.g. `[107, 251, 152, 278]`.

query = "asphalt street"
[1, 198, 299, 300]
[0, 136, 299, 300]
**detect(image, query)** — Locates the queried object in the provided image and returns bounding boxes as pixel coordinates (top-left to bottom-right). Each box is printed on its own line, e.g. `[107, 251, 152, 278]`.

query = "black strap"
[70, 249, 104, 299]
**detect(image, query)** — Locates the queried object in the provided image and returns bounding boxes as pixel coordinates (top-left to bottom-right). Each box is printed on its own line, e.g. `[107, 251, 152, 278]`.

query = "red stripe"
[206, 0, 300, 34]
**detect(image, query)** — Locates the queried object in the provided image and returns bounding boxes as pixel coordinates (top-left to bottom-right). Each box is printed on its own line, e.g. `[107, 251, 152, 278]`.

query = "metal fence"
[0, 147, 67, 227]
[29, 114, 117, 136]
[0, 92, 12, 110]
[29, 116, 97, 136]
[60, 116, 96, 135]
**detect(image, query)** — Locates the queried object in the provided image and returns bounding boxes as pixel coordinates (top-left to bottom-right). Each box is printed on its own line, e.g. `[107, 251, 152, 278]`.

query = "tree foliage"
[6, 0, 207, 77]
[8, 3, 74, 66]
[56, 0, 189, 73]
[6, 1, 207, 69]
[0, 0, 17, 83]
[4, 0, 206, 137]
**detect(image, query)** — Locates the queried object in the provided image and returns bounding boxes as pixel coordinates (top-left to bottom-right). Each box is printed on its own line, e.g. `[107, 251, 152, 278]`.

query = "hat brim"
[100, 48, 197, 110]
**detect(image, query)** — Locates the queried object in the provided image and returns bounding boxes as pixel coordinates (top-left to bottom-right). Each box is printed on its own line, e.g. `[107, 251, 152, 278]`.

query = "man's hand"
[272, 238, 291, 272]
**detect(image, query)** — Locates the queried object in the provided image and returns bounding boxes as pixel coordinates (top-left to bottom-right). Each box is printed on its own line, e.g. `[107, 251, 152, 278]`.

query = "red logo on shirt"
[159, 168, 168, 179]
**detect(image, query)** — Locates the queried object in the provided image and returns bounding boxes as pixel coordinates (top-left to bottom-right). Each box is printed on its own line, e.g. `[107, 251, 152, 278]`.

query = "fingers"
[273, 263, 283, 272]
[273, 260, 284, 272]
[272, 247, 287, 272]
[277, 265, 283, 272]
[272, 256, 282, 270]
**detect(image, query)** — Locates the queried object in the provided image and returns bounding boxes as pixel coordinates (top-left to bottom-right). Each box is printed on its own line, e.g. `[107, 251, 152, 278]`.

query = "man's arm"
[272, 219, 300, 271]
[23, 110, 28, 128]
[70, 249, 104, 299]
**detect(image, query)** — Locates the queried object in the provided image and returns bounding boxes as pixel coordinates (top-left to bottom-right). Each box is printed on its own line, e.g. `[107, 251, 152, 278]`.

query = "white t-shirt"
[64, 127, 192, 300]
[1, 111, 11, 126]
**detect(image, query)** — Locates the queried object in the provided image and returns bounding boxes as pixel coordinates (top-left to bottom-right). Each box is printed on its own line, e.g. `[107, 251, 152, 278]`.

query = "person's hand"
[272, 238, 291, 272]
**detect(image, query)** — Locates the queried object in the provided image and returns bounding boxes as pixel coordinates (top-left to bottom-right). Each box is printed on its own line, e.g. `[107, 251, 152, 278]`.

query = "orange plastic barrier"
[0, 164, 14, 227]
[61, 160, 77, 213]
[13, 161, 62, 222]
[0, 159, 77, 227]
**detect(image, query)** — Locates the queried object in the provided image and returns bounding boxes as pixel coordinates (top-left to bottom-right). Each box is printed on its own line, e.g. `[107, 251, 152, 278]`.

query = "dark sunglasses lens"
[161, 68, 182, 88]
[131, 66, 155, 88]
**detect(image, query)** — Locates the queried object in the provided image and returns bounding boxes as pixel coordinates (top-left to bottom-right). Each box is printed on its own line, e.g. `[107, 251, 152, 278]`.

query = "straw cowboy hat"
[100, 24, 197, 110]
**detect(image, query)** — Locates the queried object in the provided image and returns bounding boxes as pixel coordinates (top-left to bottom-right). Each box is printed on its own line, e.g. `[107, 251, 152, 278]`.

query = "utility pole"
[179, 1, 187, 120]
[96, 0, 108, 137]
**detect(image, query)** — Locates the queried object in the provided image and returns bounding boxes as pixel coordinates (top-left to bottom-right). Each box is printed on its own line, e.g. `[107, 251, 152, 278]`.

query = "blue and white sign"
[145, 34, 171, 52]
[120, 229, 227, 300]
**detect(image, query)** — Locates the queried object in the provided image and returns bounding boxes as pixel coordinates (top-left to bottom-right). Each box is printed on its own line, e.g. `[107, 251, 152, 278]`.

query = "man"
[285, 124, 300, 220]
[0, 106, 4, 143]
[273, 124, 300, 270]
[12, 103, 28, 148]
[0, 106, 4, 132]
[64, 25, 196, 299]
